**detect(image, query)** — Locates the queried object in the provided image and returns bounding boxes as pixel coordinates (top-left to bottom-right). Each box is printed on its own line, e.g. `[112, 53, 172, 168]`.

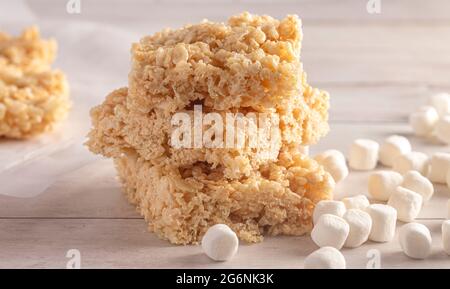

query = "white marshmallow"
[379, 135, 412, 167]
[387, 186, 423, 222]
[427, 152, 450, 184]
[201, 224, 238, 261]
[313, 200, 346, 224]
[399, 223, 432, 259]
[343, 209, 372, 248]
[341, 194, 370, 211]
[429, 92, 450, 117]
[367, 204, 397, 242]
[314, 150, 348, 183]
[368, 170, 403, 201]
[392, 151, 429, 175]
[304, 247, 346, 269]
[435, 116, 450, 145]
[311, 214, 350, 250]
[443, 220, 450, 255]
[401, 170, 434, 202]
[409, 106, 439, 137]
[299, 145, 309, 156]
[349, 139, 379, 170]
[314, 149, 346, 164]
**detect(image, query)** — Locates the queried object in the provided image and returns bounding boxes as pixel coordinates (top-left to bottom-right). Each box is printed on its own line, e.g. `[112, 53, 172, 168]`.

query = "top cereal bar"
[128, 12, 303, 114]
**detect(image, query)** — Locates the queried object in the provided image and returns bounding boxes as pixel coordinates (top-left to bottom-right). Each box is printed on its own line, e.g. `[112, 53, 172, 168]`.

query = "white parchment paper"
[0, 3, 143, 197]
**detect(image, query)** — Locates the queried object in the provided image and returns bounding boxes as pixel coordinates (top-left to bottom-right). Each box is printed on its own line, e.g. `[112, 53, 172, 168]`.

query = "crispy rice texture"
[129, 13, 303, 113]
[87, 12, 333, 244]
[115, 149, 334, 244]
[87, 85, 328, 178]
[0, 27, 70, 139]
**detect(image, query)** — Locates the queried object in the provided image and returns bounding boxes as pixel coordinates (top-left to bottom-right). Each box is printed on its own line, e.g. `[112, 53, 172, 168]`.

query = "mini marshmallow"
[402, 170, 434, 202]
[443, 220, 450, 255]
[379, 135, 412, 167]
[299, 145, 309, 156]
[349, 139, 379, 170]
[311, 214, 350, 250]
[343, 209, 372, 248]
[315, 149, 346, 164]
[313, 200, 346, 224]
[429, 92, 450, 117]
[341, 194, 370, 211]
[427, 152, 450, 184]
[409, 106, 439, 137]
[201, 224, 238, 261]
[314, 150, 348, 183]
[392, 151, 429, 175]
[435, 116, 450, 145]
[387, 186, 423, 222]
[367, 204, 397, 242]
[304, 247, 346, 269]
[399, 223, 432, 259]
[368, 170, 403, 201]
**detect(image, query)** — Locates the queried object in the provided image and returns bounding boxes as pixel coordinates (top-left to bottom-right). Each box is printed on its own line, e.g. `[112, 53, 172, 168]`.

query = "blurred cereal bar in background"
[0, 27, 70, 139]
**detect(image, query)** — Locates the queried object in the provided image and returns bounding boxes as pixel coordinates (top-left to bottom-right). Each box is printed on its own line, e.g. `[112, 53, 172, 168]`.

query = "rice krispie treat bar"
[115, 148, 333, 244]
[87, 88, 282, 179]
[0, 27, 70, 138]
[87, 13, 333, 244]
[129, 12, 303, 113]
[0, 27, 56, 73]
[87, 86, 327, 178]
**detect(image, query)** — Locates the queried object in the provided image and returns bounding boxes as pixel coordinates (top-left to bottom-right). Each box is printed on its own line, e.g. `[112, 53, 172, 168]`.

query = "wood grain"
[0, 219, 448, 268]
[326, 85, 430, 122]
[302, 25, 450, 86]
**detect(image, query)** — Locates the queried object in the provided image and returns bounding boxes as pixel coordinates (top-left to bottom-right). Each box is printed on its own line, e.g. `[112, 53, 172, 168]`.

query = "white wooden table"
[1, 0, 450, 269]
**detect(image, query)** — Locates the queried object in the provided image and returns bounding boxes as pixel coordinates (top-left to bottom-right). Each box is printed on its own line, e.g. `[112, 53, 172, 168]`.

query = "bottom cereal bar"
[114, 149, 334, 244]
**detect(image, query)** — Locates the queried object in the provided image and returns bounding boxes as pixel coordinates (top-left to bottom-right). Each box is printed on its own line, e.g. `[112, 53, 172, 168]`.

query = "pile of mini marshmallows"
[410, 92, 450, 144]
[199, 92, 450, 268]
[306, 92, 450, 269]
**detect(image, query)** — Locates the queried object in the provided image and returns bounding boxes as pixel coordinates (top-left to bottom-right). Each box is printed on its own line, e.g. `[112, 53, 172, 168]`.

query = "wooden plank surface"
[1, 0, 450, 269]
[0, 219, 448, 269]
[327, 85, 430, 122]
[303, 25, 450, 86]
[0, 159, 139, 218]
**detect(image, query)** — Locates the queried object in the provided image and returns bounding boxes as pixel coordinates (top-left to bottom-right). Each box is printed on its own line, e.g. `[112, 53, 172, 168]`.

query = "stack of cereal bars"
[87, 13, 334, 244]
[0, 27, 70, 138]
